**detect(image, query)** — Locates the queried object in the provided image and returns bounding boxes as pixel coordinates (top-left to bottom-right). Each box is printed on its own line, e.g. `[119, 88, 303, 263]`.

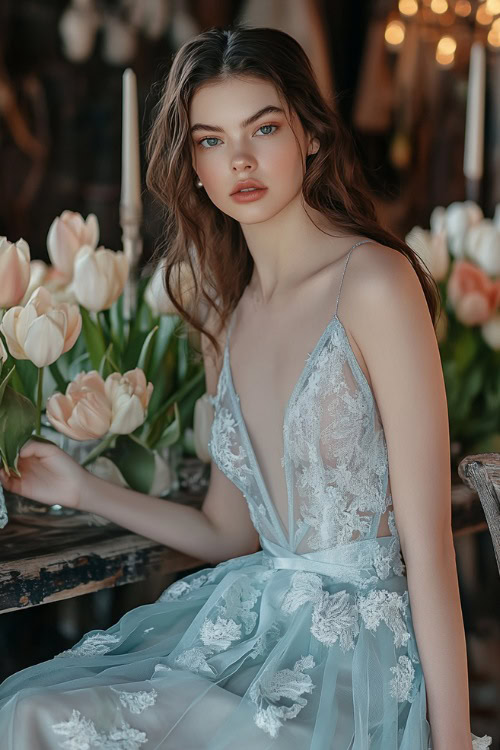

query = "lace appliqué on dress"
[389, 656, 416, 703]
[249, 654, 316, 738]
[51, 709, 147, 749]
[358, 589, 410, 648]
[112, 688, 158, 714]
[56, 632, 121, 658]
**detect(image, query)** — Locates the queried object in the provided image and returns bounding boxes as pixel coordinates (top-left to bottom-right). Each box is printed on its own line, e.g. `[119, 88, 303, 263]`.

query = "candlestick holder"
[120, 202, 143, 321]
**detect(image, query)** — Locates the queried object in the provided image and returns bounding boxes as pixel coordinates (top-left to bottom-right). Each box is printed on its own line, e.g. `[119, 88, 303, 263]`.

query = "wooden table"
[0, 476, 487, 615]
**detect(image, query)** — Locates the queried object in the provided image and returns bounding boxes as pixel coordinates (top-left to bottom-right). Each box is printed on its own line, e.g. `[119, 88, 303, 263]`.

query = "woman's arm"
[347, 244, 473, 750]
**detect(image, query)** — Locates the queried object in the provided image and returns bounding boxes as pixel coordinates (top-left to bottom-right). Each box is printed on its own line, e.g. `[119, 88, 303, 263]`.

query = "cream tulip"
[104, 368, 153, 435]
[0, 287, 82, 367]
[73, 245, 129, 312]
[481, 314, 500, 351]
[193, 393, 215, 464]
[405, 226, 449, 282]
[46, 370, 112, 440]
[0, 236, 31, 308]
[47, 210, 99, 281]
[445, 201, 483, 258]
[464, 220, 500, 277]
[145, 260, 197, 316]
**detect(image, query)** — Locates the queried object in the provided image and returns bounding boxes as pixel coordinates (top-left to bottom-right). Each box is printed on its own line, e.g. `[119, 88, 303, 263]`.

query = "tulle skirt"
[0, 546, 492, 749]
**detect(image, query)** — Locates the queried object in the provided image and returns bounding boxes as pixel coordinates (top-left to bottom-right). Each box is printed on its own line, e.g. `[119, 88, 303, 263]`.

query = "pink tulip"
[0, 287, 82, 367]
[104, 368, 153, 434]
[47, 210, 99, 281]
[0, 237, 31, 308]
[46, 370, 112, 440]
[447, 260, 500, 326]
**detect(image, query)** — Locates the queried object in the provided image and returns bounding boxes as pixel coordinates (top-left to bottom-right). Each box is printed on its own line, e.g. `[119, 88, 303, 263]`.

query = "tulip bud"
[104, 368, 153, 435]
[46, 370, 112, 440]
[481, 314, 500, 351]
[47, 210, 99, 281]
[145, 260, 197, 316]
[0, 287, 82, 367]
[193, 393, 215, 463]
[73, 245, 129, 312]
[0, 237, 31, 308]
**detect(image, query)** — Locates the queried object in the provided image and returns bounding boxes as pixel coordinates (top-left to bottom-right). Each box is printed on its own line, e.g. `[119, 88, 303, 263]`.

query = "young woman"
[0, 25, 492, 750]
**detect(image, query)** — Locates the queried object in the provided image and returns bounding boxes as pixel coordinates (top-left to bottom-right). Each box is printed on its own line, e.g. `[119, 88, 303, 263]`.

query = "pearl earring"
[195, 178, 203, 188]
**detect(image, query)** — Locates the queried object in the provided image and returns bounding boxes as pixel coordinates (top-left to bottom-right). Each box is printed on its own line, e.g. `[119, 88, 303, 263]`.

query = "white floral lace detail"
[56, 632, 121, 658]
[249, 654, 316, 738]
[113, 688, 158, 714]
[358, 589, 410, 648]
[389, 656, 415, 702]
[281, 571, 411, 650]
[209, 405, 254, 489]
[51, 709, 147, 749]
[200, 616, 242, 651]
[157, 574, 209, 602]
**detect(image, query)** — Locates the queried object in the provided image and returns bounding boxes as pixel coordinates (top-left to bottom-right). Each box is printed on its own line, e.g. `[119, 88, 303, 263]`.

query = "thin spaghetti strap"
[334, 239, 372, 317]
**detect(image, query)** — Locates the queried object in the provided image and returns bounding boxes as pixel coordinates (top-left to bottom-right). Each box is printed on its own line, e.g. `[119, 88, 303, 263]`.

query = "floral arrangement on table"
[406, 200, 500, 467]
[0, 211, 213, 527]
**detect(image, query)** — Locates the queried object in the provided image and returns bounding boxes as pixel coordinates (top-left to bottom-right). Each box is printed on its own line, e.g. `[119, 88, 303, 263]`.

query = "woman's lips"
[230, 187, 268, 203]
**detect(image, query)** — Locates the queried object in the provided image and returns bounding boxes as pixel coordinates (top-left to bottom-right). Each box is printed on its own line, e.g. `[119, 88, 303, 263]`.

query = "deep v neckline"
[224, 311, 344, 546]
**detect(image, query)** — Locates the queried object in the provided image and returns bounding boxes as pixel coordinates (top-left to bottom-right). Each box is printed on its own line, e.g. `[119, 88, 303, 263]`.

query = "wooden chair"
[458, 453, 500, 576]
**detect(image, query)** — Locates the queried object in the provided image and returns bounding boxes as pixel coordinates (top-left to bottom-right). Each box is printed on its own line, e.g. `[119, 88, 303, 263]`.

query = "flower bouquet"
[0, 211, 213, 527]
[406, 201, 500, 469]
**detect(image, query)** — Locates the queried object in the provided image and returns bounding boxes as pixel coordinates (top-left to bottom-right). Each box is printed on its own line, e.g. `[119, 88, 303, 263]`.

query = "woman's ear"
[308, 136, 320, 156]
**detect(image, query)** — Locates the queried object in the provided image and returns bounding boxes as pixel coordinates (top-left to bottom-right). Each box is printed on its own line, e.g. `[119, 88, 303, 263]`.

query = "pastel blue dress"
[0, 240, 493, 749]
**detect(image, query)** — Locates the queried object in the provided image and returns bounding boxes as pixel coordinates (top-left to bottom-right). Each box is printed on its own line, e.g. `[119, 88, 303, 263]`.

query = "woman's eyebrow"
[190, 105, 285, 134]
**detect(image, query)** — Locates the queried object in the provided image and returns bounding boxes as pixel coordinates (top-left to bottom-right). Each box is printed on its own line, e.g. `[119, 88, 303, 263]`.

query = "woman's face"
[189, 76, 318, 224]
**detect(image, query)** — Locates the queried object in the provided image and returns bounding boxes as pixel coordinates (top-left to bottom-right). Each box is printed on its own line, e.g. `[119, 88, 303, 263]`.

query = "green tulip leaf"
[80, 307, 107, 371]
[137, 325, 159, 377]
[0, 366, 16, 405]
[12, 359, 38, 402]
[153, 401, 181, 451]
[0, 385, 37, 477]
[106, 434, 155, 495]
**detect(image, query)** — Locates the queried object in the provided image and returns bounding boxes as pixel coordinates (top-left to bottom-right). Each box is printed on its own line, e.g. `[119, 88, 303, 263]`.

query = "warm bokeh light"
[485, 0, 500, 15]
[430, 0, 448, 13]
[385, 19, 406, 46]
[487, 26, 500, 46]
[399, 0, 419, 15]
[476, 4, 494, 24]
[437, 35, 457, 55]
[455, 0, 472, 16]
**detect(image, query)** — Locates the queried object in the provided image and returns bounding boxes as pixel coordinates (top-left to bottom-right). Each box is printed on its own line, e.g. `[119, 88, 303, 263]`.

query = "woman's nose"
[231, 152, 257, 172]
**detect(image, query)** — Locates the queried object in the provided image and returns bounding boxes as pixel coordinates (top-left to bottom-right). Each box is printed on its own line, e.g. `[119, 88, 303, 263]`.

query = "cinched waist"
[260, 535, 404, 588]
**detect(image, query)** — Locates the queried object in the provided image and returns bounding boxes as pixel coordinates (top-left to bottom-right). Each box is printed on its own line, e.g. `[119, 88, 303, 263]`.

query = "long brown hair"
[146, 24, 440, 364]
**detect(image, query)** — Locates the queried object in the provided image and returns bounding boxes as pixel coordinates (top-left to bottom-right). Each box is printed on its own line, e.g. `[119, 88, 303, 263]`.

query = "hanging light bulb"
[430, 0, 448, 13]
[485, 0, 500, 15]
[399, 0, 419, 15]
[488, 18, 500, 46]
[476, 4, 494, 23]
[436, 35, 457, 65]
[455, 0, 472, 16]
[385, 19, 406, 47]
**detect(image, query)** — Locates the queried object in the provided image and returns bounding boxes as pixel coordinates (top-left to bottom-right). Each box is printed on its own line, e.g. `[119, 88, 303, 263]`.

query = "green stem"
[35, 366, 44, 436]
[81, 433, 116, 468]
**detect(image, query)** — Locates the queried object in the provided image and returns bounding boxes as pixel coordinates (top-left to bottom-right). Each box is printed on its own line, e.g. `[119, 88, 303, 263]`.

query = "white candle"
[464, 42, 486, 181]
[121, 68, 142, 217]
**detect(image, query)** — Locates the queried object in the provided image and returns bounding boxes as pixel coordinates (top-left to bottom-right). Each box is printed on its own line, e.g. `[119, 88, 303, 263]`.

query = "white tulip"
[145, 260, 198, 316]
[0, 237, 31, 308]
[445, 201, 483, 258]
[429, 206, 446, 235]
[73, 245, 129, 312]
[87, 457, 129, 487]
[149, 452, 172, 496]
[193, 393, 215, 464]
[104, 368, 153, 435]
[481, 314, 500, 351]
[464, 220, 500, 277]
[405, 226, 449, 282]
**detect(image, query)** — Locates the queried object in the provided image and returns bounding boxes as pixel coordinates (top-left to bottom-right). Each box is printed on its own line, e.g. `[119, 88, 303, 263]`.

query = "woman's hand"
[0, 439, 87, 510]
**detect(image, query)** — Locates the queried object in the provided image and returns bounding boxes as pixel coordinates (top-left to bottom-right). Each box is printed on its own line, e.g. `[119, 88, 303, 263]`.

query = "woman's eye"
[256, 124, 278, 136]
[199, 137, 221, 149]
